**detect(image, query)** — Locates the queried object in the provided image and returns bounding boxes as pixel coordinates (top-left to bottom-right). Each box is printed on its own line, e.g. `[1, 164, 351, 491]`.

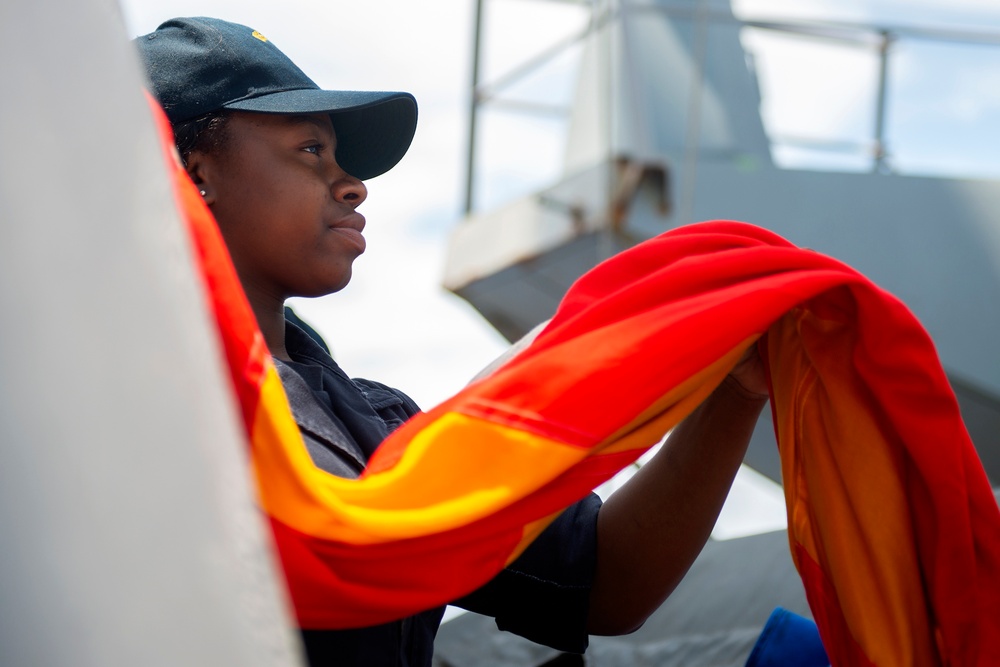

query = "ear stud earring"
[199, 190, 207, 197]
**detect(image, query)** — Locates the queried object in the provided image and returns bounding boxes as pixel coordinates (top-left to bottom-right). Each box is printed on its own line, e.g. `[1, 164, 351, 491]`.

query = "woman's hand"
[725, 339, 769, 400]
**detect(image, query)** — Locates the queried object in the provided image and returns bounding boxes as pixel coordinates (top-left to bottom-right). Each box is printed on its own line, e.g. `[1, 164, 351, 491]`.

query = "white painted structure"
[445, 0, 1000, 485]
[0, 1, 301, 664]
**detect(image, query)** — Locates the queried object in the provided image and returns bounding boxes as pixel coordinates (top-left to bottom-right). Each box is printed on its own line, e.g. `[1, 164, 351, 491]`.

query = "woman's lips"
[330, 213, 366, 253]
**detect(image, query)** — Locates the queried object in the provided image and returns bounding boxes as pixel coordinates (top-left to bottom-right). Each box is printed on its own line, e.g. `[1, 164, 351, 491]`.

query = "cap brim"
[225, 89, 417, 180]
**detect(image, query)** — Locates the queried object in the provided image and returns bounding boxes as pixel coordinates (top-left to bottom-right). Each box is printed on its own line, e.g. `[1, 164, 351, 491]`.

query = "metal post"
[873, 29, 893, 173]
[464, 0, 485, 214]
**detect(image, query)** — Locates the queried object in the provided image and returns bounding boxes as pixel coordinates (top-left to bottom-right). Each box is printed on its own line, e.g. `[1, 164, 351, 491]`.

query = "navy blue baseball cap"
[135, 17, 417, 180]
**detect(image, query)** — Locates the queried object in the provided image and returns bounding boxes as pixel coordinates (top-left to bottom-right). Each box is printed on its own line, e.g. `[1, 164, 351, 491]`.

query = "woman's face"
[189, 111, 368, 301]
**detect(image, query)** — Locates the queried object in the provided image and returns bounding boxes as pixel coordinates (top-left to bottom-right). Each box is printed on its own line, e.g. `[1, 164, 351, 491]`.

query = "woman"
[136, 16, 768, 666]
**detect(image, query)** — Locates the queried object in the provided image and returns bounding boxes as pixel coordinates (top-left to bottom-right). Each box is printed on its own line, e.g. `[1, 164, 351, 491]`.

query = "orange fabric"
[148, 95, 1000, 663]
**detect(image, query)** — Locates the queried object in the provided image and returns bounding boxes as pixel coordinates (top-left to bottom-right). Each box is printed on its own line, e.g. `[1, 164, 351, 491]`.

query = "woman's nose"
[333, 172, 367, 207]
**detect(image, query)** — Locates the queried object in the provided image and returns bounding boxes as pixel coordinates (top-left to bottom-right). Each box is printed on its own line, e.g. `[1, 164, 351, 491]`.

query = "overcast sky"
[119, 0, 1000, 538]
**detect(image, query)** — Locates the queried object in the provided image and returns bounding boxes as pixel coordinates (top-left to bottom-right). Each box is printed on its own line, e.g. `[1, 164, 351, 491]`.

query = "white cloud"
[742, 29, 879, 139]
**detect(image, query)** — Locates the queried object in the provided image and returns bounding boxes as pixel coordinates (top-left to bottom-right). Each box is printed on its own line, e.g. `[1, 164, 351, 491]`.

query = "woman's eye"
[303, 144, 323, 155]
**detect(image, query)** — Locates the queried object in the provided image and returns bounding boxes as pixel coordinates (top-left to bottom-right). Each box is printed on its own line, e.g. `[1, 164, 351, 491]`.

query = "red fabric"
[148, 94, 1000, 662]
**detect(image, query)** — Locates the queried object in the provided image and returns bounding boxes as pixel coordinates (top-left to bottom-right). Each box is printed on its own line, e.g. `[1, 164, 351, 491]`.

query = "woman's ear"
[184, 151, 216, 205]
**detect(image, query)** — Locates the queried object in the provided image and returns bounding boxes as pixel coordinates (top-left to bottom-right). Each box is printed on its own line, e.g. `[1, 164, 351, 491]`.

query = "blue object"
[745, 607, 830, 667]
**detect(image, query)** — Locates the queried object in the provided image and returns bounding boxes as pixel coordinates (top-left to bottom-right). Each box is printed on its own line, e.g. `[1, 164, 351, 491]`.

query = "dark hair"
[172, 110, 232, 165]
